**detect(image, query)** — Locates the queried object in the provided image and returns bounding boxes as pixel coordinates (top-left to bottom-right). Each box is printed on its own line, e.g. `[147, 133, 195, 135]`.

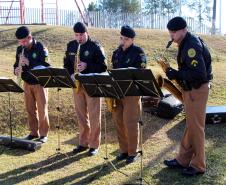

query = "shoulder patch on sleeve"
[191, 59, 198, 67]
[140, 53, 146, 62]
[188, 48, 196, 58]
[140, 53, 147, 68]
[69, 52, 76, 56]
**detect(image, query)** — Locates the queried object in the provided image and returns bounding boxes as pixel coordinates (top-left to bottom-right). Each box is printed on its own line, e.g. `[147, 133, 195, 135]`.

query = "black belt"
[181, 80, 208, 91]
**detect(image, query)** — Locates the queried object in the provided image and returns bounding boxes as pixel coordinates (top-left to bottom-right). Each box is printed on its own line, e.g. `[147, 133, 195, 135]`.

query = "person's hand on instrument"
[77, 61, 87, 72]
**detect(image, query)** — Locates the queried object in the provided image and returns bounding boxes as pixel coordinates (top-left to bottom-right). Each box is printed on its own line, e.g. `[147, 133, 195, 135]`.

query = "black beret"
[167, 17, 187, 31]
[73, 22, 87, 33]
[15, 26, 30, 39]
[120, 25, 135, 38]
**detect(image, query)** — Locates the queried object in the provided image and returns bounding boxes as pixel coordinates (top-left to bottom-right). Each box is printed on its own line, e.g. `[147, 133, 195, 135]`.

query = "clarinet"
[17, 47, 25, 86]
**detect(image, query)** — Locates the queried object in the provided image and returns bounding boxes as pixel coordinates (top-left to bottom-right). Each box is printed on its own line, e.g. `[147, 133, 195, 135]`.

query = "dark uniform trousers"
[73, 87, 101, 149]
[112, 96, 141, 156]
[176, 83, 209, 172]
[24, 82, 49, 137]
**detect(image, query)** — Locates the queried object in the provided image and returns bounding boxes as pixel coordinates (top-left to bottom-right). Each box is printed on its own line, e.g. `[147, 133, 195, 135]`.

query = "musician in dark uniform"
[64, 22, 107, 156]
[13, 26, 50, 143]
[163, 17, 212, 176]
[111, 25, 147, 164]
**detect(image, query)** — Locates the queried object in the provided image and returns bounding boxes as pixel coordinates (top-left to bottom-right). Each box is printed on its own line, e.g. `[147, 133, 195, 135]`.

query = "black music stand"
[30, 67, 75, 154]
[76, 72, 129, 176]
[75, 72, 123, 99]
[76, 69, 162, 184]
[0, 78, 24, 149]
[108, 68, 163, 185]
[108, 68, 163, 98]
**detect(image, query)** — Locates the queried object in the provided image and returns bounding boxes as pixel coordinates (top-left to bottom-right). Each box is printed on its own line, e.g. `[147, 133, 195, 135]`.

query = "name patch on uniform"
[191, 60, 198, 67]
[84, 50, 89, 57]
[188, 48, 196, 58]
[32, 52, 37, 59]
[69, 52, 75, 56]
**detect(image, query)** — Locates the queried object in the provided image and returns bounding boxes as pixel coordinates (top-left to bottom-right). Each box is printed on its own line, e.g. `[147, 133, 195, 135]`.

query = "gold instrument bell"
[154, 40, 183, 102]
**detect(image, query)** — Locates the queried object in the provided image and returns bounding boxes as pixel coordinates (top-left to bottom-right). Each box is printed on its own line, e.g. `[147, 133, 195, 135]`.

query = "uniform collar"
[120, 43, 134, 52]
[78, 37, 91, 46]
[179, 32, 190, 50]
[26, 38, 37, 50]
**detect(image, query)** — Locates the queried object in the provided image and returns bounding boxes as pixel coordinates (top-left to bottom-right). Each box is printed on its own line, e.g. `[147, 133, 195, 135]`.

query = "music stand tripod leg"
[56, 88, 61, 153]
[8, 92, 13, 144]
[137, 120, 145, 185]
[4, 92, 17, 150]
[50, 88, 68, 158]
[97, 105, 129, 177]
[136, 105, 150, 185]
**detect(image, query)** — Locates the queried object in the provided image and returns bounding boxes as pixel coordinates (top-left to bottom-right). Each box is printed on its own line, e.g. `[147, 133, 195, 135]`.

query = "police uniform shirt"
[13, 38, 50, 85]
[111, 44, 147, 69]
[177, 32, 212, 84]
[63, 37, 107, 75]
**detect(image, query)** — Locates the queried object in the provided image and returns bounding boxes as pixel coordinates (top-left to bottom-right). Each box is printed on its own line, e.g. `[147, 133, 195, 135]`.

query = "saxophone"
[17, 47, 25, 87]
[155, 40, 183, 102]
[74, 44, 81, 93]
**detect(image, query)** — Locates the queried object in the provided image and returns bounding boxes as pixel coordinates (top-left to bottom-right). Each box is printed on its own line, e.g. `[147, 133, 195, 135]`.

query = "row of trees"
[88, 0, 140, 13]
[87, 0, 217, 34]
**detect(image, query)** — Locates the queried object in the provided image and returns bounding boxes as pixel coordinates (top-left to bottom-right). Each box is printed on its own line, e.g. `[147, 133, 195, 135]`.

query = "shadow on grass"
[119, 143, 180, 185]
[205, 123, 226, 145]
[166, 119, 185, 142]
[0, 115, 204, 185]
[0, 145, 32, 156]
[142, 114, 172, 143]
[0, 112, 172, 185]
[0, 28, 52, 49]
[153, 167, 205, 185]
[63, 136, 78, 146]
[123, 120, 226, 185]
[42, 158, 128, 185]
[153, 160, 224, 185]
[0, 151, 88, 184]
[63, 112, 171, 148]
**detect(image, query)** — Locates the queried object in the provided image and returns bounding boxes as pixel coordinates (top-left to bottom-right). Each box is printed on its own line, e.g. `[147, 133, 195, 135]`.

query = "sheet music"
[78, 71, 110, 76]
[110, 67, 137, 70]
[32, 65, 48, 70]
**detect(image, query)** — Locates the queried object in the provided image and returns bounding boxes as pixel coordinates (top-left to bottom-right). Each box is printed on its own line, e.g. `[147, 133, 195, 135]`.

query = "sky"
[22, 0, 225, 34]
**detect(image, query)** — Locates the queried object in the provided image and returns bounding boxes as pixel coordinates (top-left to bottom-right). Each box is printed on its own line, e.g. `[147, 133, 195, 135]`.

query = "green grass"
[0, 25, 226, 185]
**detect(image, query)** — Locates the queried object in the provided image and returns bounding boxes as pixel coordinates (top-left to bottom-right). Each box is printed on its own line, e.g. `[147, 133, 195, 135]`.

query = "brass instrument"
[74, 44, 81, 93]
[105, 98, 117, 113]
[155, 40, 173, 73]
[155, 40, 183, 102]
[156, 74, 183, 102]
[17, 47, 25, 87]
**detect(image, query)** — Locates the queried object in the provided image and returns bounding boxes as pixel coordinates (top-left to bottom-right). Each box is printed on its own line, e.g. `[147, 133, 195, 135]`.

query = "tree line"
[87, 0, 217, 34]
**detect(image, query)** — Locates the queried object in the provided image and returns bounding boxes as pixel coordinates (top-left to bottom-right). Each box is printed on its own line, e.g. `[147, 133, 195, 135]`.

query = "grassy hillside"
[0, 25, 225, 185]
